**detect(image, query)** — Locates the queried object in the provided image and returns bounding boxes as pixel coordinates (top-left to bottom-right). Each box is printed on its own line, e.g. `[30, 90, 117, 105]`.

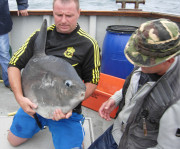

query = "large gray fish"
[21, 19, 86, 119]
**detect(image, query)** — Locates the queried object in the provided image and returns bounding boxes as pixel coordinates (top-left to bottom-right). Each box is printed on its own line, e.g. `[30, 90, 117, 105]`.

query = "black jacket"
[0, 0, 28, 35]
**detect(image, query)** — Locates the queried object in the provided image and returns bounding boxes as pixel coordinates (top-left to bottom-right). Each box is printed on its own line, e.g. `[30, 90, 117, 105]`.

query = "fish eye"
[65, 80, 72, 87]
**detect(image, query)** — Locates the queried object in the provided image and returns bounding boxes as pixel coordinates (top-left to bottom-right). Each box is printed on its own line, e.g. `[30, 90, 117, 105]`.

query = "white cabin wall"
[78, 15, 89, 33]
[9, 14, 155, 54]
[10, 16, 45, 53]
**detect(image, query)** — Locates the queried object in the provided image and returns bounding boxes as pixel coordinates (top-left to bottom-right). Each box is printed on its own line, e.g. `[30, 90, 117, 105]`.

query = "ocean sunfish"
[21, 19, 86, 119]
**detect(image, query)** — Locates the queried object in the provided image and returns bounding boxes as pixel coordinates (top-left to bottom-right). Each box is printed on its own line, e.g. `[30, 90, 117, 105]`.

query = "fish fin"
[34, 19, 47, 56]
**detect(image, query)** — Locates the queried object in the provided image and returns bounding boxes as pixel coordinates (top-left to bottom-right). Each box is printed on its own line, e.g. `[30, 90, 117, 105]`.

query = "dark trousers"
[88, 125, 118, 149]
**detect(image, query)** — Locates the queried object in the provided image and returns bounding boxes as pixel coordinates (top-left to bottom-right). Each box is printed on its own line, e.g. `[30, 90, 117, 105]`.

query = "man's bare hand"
[52, 109, 72, 121]
[17, 9, 28, 16]
[99, 98, 116, 121]
[18, 96, 37, 117]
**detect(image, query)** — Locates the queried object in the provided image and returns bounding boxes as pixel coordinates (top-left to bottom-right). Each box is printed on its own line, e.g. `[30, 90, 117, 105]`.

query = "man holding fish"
[7, 0, 100, 149]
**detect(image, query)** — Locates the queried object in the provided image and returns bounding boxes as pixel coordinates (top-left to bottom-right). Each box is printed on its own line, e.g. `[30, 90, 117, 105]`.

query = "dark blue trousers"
[88, 125, 118, 149]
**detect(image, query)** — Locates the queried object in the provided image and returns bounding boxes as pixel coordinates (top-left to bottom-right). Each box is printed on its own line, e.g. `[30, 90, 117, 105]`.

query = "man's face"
[53, 0, 80, 34]
[141, 61, 169, 75]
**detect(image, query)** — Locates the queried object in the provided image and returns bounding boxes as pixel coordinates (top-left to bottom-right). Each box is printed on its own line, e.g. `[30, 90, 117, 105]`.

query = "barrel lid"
[106, 25, 138, 33]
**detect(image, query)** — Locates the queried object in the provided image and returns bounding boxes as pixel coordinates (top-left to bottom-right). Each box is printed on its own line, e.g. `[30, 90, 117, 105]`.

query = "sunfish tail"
[33, 19, 47, 56]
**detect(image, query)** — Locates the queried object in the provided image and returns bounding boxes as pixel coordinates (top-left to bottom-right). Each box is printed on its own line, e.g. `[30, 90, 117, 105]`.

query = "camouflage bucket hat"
[124, 18, 180, 67]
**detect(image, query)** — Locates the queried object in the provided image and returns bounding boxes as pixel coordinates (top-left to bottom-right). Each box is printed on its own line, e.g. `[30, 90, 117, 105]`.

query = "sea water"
[9, 0, 180, 15]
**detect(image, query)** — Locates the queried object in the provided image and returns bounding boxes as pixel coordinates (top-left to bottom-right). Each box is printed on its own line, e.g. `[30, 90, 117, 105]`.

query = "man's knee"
[7, 131, 28, 147]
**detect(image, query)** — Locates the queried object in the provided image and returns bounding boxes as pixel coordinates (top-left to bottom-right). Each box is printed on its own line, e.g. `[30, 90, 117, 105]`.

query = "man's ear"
[78, 9, 81, 16]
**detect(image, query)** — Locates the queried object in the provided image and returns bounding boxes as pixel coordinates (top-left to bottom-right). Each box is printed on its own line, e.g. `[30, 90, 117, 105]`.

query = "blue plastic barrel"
[101, 25, 137, 79]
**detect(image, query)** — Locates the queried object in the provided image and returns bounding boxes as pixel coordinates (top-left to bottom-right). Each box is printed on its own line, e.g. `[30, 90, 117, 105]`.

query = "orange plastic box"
[82, 73, 125, 118]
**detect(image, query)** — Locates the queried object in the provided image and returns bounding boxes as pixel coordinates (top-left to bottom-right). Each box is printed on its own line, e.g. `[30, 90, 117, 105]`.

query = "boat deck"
[0, 82, 114, 149]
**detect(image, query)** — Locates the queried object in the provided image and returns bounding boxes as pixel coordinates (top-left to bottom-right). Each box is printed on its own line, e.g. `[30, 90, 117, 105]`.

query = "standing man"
[0, 0, 28, 88]
[88, 19, 180, 149]
[7, 0, 100, 149]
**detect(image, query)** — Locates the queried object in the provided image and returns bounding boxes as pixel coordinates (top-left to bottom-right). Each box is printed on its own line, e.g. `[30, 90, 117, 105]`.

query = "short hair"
[53, 0, 80, 10]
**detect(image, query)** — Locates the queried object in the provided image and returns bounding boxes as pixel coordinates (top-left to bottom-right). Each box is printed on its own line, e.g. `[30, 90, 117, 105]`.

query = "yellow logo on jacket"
[64, 47, 75, 58]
